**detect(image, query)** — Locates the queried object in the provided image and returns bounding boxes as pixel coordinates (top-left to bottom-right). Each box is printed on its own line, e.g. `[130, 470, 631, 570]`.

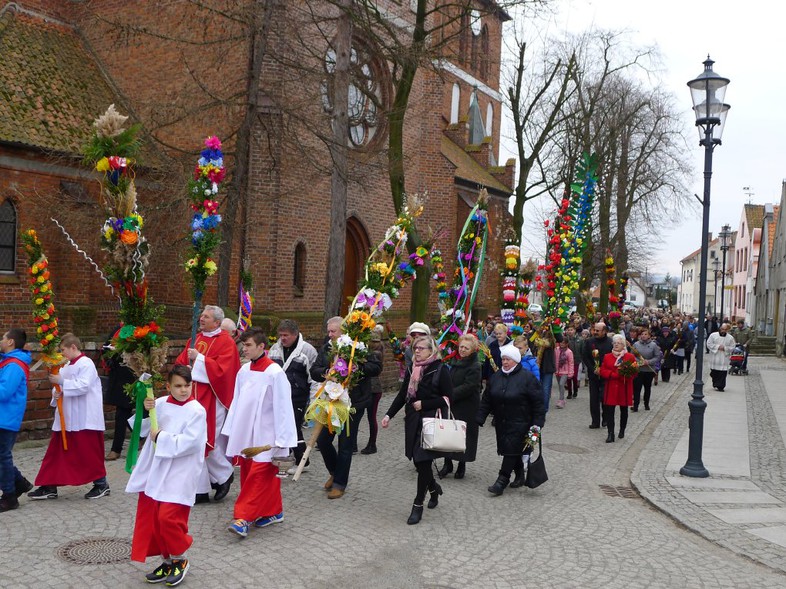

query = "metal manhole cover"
[56, 537, 131, 564]
[544, 443, 589, 454]
[599, 484, 639, 499]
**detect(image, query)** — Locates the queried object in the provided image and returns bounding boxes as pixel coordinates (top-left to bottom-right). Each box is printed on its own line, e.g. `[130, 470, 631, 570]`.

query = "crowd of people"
[0, 303, 755, 585]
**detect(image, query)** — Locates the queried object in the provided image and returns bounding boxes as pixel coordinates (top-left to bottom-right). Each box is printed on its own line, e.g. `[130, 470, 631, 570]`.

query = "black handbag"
[525, 436, 548, 488]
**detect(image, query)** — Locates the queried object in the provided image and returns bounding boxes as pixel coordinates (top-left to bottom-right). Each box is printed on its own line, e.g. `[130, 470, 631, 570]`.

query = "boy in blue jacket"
[513, 336, 541, 382]
[0, 329, 33, 512]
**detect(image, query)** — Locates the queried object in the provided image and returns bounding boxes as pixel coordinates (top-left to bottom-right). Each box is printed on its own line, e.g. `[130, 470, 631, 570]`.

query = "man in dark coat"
[582, 323, 613, 429]
[477, 345, 545, 495]
[311, 317, 382, 500]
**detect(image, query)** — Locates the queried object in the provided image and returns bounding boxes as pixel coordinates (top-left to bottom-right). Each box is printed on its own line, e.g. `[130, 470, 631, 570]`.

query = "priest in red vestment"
[175, 305, 240, 502]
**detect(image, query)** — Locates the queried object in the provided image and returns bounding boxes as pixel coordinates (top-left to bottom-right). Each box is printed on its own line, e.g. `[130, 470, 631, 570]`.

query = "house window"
[0, 199, 16, 273]
[450, 83, 461, 124]
[293, 242, 306, 296]
[485, 102, 493, 137]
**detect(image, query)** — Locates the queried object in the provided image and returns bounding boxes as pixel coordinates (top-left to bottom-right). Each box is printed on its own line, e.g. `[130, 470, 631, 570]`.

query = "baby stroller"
[729, 344, 747, 375]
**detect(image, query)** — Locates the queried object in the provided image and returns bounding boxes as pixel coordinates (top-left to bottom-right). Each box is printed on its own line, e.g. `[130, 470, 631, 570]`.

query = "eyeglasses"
[413, 346, 429, 352]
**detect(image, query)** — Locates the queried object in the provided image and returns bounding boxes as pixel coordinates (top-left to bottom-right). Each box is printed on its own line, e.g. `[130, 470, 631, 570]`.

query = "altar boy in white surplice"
[126, 365, 206, 586]
[222, 328, 297, 538]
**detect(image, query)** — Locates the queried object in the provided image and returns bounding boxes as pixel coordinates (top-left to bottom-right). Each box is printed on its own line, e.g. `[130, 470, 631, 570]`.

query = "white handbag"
[421, 397, 467, 453]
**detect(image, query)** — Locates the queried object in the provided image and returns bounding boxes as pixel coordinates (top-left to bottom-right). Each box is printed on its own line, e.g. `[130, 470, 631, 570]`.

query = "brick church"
[1, 1, 514, 432]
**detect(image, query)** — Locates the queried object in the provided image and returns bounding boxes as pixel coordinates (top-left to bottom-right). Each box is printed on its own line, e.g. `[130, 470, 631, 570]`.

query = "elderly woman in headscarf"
[477, 344, 545, 496]
[382, 335, 453, 525]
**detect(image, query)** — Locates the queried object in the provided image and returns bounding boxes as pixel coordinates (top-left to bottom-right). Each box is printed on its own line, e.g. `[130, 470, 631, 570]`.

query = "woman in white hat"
[477, 344, 545, 496]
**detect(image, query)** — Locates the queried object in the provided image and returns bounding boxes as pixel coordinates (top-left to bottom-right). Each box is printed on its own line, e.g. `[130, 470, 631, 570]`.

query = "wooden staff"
[293, 424, 322, 481]
[50, 365, 67, 450]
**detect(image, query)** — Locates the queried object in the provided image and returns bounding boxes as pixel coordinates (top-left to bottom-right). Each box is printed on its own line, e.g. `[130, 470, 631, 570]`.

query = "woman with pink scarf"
[382, 336, 453, 525]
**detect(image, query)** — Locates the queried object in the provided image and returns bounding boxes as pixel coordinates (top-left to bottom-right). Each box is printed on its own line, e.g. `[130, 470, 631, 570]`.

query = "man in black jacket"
[310, 317, 382, 499]
[582, 322, 613, 429]
[268, 319, 318, 474]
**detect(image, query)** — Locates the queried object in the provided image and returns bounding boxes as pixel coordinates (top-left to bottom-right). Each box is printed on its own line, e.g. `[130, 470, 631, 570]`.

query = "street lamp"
[711, 257, 720, 318]
[681, 56, 730, 479]
[719, 224, 731, 321]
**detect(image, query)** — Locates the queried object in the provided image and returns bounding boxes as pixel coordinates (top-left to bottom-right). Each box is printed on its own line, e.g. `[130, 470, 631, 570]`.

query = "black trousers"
[660, 364, 671, 382]
[588, 377, 603, 427]
[292, 401, 307, 463]
[414, 460, 436, 504]
[685, 351, 692, 373]
[604, 404, 628, 436]
[110, 405, 133, 454]
[500, 454, 524, 480]
[632, 372, 655, 410]
[710, 369, 728, 391]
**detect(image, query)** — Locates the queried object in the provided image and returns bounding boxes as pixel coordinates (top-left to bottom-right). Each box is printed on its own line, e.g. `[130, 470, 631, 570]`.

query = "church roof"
[440, 135, 510, 195]
[0, 8, 121, 155]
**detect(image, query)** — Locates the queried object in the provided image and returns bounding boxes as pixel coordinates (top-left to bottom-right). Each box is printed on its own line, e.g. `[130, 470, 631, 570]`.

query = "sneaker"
[228, 519, 249, 537]
[14, 477, 33, 499]
[28, 486, 57, 500]
[165, 559, 189, 586]
[286, 461, 309, 476]
[254, 512, 284, 528]
[84, 485, 110, 499]
[145, 561, 172, 584]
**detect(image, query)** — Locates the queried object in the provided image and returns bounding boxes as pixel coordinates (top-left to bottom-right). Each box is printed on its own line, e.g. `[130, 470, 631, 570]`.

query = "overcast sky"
[499, 0, 786, 278]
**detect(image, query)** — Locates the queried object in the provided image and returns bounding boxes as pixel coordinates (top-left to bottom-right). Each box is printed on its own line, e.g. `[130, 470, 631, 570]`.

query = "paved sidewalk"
[3, 362, 786, 588]
[633, 355, 786, 574]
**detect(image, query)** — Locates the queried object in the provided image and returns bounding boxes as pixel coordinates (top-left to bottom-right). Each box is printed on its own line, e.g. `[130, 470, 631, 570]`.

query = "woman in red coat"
[599, 334, 638, 443]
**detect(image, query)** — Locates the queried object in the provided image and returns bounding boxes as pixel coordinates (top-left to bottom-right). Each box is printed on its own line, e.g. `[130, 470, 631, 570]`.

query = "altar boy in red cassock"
[28, 333, 109, 501]
[126, 365, 206, 586]
[175, 305, 240, 502]
[222, 328, 297, 538]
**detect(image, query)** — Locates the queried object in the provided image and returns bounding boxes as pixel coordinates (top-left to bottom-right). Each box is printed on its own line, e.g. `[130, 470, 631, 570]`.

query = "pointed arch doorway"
[342, 216, 371, 316]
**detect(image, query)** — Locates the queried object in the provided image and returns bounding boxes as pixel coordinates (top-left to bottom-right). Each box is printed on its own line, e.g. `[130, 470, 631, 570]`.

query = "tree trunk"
[323, 1, 352, 320]
[388, 0, 428, 320]
[218, 0, 274, 307]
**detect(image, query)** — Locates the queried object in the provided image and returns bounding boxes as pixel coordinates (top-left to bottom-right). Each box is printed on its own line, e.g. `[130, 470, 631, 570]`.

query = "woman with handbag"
[477, 344, 545, 496]
[382, 336, 453, 525]
[437, 334, 482, 480]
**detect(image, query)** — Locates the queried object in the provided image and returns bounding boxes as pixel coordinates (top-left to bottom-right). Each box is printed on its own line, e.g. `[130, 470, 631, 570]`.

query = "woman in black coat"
[477, 344, 545, 496]
[438, 334, 482, 479]
[102, 327, 137, 461]
[382, 336, 453, 525]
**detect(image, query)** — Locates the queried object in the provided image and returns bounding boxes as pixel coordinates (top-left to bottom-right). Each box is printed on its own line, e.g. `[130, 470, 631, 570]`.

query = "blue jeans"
[316, 406, 365, 490]
[0, 428, 23, 496]
[541, 373, 554, 412]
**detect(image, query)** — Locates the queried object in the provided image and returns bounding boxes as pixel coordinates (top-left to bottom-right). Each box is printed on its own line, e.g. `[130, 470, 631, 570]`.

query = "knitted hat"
[500, 344, 521, 364]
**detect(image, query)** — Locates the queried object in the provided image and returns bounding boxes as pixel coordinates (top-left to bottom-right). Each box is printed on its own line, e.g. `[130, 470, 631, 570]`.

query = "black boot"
[427, 481, 443, 509]
[606, 431, 615, 443]
[454, 461, 466, 479]
[14, 476, 33, 499]
[618, 429, 625, 439]
[407, 504, 424, 525]
[437, 459, 453, 479]
[360, 444, 377, 455]
[488, 475, 509, 496]
[509, 469, 526, 488]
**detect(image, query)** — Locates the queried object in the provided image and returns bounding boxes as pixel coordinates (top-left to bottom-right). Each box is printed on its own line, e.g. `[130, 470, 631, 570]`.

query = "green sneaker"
[166, 558, 189, 586]
[145, 561, 171, 584]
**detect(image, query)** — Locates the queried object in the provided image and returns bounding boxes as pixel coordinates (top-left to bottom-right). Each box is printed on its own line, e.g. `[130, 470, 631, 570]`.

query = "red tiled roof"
[769, 206, 780, 258]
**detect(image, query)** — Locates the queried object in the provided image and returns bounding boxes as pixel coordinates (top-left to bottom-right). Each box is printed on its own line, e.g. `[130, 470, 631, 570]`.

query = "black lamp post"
[719, 224, 731, 321]
[712, 257, 720, 318]
[681, 56, 730, 478]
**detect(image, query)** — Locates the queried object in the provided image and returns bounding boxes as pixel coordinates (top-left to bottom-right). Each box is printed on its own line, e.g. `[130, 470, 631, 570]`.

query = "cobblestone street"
[3, 358, 786, 588]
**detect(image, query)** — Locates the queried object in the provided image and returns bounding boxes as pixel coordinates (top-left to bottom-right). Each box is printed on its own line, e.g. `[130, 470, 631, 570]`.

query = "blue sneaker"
[228, 519, 249, 537]
[254, 512, 284, 528]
